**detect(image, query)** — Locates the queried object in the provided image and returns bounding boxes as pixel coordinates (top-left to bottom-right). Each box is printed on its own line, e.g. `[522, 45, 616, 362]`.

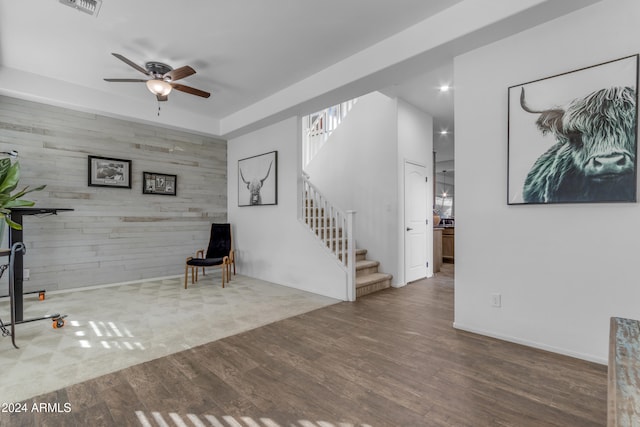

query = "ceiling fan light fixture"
[146, 79, 172, 97]
[59, 0, 102, 17]
[105, 54, 210, 101]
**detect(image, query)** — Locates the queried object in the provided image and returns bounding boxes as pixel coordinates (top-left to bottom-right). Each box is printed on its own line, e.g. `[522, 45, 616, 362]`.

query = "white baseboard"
[453, 322, 606, 365]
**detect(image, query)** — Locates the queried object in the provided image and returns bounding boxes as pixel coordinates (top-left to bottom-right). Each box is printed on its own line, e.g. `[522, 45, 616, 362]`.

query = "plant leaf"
[0, 159, 10, 184]
[0, 161, 20, 194]
[3, 199, 35, 209]
[4, 216, 22, 230]
[0, 159, 46, 229]
[8, 185, 46, 201]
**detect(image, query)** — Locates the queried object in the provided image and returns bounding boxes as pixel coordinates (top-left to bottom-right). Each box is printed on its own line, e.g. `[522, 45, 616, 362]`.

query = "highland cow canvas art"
[507, 55, 639, 205]
[238, 151, 278, 206]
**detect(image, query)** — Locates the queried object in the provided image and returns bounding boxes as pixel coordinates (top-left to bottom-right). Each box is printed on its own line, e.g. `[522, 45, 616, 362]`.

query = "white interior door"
[405, 161, 427, 282]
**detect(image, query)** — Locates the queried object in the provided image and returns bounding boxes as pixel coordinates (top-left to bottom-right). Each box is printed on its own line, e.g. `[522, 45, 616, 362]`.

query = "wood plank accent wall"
[609, 317, 640, 426]
[0, 95, 227, 292]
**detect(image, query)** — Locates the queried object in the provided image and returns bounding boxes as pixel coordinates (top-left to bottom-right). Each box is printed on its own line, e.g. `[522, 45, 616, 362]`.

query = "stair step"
[356, 259, 379, 269]
[356, 259, 379, 277]
[356, 272, 392, 298]
[337, 248, 367, 262]
[356, 272, 392, 288]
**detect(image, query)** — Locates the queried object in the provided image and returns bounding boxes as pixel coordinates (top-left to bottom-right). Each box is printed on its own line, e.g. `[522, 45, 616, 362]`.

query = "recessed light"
[439, 85, 450, 93]
[440, 130, 448, 135]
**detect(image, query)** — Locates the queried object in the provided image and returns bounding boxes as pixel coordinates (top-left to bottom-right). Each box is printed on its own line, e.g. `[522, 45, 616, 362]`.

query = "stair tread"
[356, 259, 379, 270]
[356, 272, 392, 288]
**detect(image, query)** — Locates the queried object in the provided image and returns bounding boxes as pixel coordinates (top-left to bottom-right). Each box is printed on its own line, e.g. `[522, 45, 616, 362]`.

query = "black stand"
[0, 208, 72, 348]
[0, 242, 66, 348]
[8, 208, 73, 322]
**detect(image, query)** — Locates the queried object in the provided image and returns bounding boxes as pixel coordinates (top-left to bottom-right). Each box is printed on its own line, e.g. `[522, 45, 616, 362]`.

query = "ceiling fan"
[104, 53, 210, 102]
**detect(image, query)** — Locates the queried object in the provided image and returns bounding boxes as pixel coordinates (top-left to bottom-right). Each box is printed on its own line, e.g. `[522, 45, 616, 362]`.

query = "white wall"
[454, 0, 640, 364]
[397, 99, 434, 279]
[304, 92, 399, 284]
[227, 117, 347, 300]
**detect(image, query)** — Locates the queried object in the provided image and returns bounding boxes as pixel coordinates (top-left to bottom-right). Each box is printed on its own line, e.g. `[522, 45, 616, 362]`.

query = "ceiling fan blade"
[171, 83, 210, 98]
[104, 78, 147, 82]
[111, 53, 149, 75]
[165, 66, 195, 82]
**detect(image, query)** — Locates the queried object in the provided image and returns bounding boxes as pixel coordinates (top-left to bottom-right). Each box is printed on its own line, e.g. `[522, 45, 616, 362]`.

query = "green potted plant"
[0, 157, 45, 244]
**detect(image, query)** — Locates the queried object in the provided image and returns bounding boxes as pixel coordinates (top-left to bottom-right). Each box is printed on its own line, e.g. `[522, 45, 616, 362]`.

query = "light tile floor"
[0, 273, 338, 403]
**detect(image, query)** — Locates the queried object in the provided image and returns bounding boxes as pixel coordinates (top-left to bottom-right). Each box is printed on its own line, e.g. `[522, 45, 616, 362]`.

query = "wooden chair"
[184, 223, 235, 288]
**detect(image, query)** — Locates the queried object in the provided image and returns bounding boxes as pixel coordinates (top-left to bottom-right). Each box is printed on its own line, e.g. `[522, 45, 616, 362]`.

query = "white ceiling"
[0, 0, 601, 167]
[0, 0, 459, 124]
[381, 61, 455, 165]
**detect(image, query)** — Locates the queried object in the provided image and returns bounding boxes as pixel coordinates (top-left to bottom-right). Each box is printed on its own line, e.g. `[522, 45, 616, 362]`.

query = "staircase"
[353, 249, 393, 298]
[301, 98, 391, 299]
[302, 176, 392, 299]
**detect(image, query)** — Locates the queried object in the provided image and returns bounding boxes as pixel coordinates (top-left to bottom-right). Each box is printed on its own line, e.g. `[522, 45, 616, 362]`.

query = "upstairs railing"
[302, 98, 358, 168]
[301, 175, 356, 301]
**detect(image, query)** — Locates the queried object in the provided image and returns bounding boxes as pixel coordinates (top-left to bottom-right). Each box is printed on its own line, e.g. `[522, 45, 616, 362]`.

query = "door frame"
[403, 160, 433, 283]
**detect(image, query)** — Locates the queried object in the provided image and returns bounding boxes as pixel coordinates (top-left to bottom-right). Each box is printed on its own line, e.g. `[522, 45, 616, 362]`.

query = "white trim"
[403, 159, 429, 284]
[453, 322, 606, 365]
[404, 159, 427, 168]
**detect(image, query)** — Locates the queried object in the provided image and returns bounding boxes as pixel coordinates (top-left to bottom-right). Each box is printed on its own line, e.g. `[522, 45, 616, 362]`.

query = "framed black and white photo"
[508, 54, 639, 205]
[143, 172, 177, 196]
[88, 155, 132, 188]
[238, 151, 277, 206]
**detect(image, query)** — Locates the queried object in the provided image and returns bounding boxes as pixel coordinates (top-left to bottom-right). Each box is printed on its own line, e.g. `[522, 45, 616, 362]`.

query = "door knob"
[406, 227, 413, 231]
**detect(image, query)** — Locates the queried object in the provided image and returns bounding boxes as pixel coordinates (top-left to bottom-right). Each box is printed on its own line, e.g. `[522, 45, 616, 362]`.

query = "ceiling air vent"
[59, 0, 102, 17]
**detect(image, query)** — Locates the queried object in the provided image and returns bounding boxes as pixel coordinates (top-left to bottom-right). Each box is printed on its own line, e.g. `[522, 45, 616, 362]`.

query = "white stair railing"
[301, 175, 356, 301]
[302, 98, 358, 168]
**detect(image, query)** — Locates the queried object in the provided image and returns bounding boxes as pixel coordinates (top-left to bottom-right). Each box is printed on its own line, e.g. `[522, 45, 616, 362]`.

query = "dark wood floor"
[1, 265, 607, 427]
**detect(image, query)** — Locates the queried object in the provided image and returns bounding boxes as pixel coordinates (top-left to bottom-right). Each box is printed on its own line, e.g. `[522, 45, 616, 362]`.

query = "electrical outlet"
[491, 293, 501, 308]
[24, 269, 30, 280]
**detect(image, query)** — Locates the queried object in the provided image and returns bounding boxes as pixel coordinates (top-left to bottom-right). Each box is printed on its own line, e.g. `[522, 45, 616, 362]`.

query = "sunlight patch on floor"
[69, 319, 145, 350]
[135, 411, 373, 427]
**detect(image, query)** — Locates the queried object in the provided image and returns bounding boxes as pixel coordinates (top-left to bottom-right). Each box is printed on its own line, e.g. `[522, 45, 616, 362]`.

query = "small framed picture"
[88, 155, 132, 188]
[142, 172, 177, 196]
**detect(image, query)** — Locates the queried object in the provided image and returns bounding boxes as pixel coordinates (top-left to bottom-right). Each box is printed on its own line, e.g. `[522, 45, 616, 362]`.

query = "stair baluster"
[301, 175, 356, 301]
[302, 98, 358, 168]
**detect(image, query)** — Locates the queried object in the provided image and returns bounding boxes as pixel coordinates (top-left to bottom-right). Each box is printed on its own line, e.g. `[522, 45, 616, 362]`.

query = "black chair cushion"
[206, 223, 232, 259]
[187, 257, 225, 267]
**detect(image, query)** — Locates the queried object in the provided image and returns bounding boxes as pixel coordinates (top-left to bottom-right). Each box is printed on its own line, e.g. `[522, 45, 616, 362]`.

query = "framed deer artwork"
[238, 151, 278, 206]
[507, 54, 639, 205]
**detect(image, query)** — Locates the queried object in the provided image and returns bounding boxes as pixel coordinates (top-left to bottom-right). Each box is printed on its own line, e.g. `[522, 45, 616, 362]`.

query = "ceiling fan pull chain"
[157, 101, 161, 116]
